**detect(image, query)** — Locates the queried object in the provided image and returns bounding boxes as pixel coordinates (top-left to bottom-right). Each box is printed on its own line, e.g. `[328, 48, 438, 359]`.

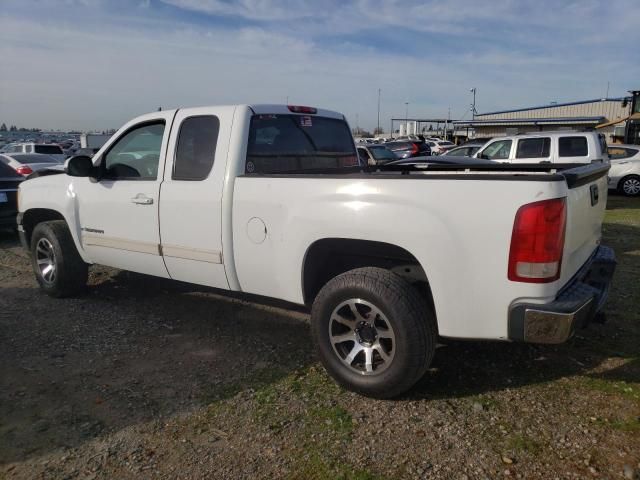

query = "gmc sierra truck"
[16, 104, 616, 398]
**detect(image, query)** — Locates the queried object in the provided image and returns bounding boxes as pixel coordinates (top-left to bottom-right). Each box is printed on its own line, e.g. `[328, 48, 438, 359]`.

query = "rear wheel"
[619, 175, 640, 196]
[311, 267, 436, 398]
[30, 221, 88, 297]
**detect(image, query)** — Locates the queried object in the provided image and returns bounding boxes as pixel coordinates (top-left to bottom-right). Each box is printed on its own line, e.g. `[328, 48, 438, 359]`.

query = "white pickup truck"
[17, 104, 616, 398]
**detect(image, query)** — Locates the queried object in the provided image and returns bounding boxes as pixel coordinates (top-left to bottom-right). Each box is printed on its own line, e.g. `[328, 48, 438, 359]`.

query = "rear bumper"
[508, 245, 616, 344]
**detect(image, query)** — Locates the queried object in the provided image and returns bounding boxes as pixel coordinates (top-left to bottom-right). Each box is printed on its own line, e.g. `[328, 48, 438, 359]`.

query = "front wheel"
[30, 220, 88, 297]
[619, 175, 640, 197]
[310, 267, 437, 398]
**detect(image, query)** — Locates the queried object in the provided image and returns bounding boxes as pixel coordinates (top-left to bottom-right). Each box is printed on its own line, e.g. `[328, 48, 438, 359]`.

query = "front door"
[74, 113, 175, 277]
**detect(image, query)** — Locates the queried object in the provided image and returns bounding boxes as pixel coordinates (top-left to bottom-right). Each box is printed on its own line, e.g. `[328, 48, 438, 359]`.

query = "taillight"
[411, 143, 419, 155]
[287, 105, 317, 114]
[508, 198, 566, 283]
[16, 165, 33, 176]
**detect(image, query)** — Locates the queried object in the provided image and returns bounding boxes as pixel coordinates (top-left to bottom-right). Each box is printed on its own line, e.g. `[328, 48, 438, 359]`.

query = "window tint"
[481, 140, 512, 160]
[18, 154, 59, 164]
[369, 146, 397, 161]
[516, 137, 551, 158]
[34, 145, 63, 154]
[246, 115, 356, 174]
[173, 116, 219, 181]
[104, 122, 165, 180]
[559, 136, 588, 157]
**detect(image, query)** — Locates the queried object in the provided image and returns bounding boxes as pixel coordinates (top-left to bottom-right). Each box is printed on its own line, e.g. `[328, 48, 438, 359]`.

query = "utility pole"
[470, 88, 477, 119]
[377, 88, 381, 134]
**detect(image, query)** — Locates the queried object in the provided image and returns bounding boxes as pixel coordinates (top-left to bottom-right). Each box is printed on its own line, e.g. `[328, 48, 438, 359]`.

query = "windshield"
[246, 114, 357, 173]
[34, 145, 63, 154]
[369, 146, 397, 160]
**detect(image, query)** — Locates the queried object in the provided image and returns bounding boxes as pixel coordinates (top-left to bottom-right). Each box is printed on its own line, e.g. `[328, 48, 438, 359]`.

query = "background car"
[383, 140, 430, 159]
[357, 144, 398, 165]
[425, 140, 455, 155]
[0, 153, 63, 176]
[384, 156, 497, 167]
[0, 160, 23, 229]
[1, 142, 66, 162]
[607, 144, 640, 196]
[73, 147, 100, 157]
[443, 142, 486, 157]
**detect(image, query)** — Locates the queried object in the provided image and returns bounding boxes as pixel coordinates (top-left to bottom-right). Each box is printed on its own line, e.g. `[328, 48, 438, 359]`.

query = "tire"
[618, 175, 640, 197]
[30, 220, 88, 298]
[310, 267, 437, 398]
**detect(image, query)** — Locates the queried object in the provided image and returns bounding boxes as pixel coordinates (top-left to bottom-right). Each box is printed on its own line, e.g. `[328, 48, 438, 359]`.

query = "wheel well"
[302, 238, 433, 307]
[22, 209, 66, 246]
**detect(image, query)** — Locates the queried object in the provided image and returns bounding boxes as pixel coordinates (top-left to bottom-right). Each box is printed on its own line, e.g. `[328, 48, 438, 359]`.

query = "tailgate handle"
[590, 184, 599, 206]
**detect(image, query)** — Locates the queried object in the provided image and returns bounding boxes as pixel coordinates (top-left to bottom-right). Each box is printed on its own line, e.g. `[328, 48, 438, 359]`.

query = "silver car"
[0, 153, 64, 177]
[607, 144, 640, 196]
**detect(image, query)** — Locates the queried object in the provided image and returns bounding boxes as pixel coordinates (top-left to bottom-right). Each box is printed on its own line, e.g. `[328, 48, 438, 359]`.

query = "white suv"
[475, 132, 608, 164]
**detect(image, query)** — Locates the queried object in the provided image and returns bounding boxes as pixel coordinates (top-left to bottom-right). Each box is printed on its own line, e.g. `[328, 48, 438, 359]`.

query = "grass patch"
[505, 434, 542, 456]
[286, 452, 383, 480]
[580, 377, 640, 402]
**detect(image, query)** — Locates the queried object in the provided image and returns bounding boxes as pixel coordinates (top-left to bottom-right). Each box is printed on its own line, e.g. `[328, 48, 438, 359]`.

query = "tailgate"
[560, 164, 610, 285]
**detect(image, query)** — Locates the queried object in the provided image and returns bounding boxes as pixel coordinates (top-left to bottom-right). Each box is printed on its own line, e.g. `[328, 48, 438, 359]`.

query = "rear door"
[158, 106, 235, 289]
[512, 137, 552, 164]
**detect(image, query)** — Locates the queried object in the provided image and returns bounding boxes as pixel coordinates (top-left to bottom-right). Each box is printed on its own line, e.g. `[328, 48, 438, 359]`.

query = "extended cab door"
[158, 106, 235, 289]
[74, 112, 175, 277]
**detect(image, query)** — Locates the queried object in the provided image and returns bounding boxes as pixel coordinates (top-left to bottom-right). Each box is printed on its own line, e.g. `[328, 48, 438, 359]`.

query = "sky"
[1, 0, 639, 132]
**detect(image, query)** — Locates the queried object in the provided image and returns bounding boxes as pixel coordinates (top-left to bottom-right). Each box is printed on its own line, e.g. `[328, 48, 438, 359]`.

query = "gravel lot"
[1, 196, 639, 480]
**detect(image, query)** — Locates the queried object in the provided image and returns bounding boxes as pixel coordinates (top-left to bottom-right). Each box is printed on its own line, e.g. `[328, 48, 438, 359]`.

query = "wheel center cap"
[356, 322, 377, 345]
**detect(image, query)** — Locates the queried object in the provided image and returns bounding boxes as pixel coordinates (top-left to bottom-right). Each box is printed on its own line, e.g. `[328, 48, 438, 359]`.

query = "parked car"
[443, 142, 486, 157]
[17, 104, 615, 398]
[475, 132, 609, 164]
[2, 143, 66, 162]
[357, 145, 398, 165]
[607, 144, 640, 196]
[0, 160, 23, 229]
[384, 140, 430, 158]
[384, 156, 496, 167]
[426, 140, 455, 155]
[73, 147, 100, 158]
[0, 153, 63, 176]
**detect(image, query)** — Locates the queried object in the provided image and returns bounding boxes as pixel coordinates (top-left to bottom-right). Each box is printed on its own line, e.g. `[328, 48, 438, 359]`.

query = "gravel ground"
[1, 196, 638, 480]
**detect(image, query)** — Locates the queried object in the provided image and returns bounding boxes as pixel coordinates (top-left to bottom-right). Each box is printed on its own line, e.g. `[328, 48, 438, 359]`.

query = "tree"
[9, 125, 17, 132]
[0, 123, 6, 132]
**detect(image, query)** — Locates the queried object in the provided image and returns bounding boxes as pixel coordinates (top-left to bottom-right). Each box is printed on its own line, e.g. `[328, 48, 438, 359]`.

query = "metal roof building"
[454, 97, 633, 141]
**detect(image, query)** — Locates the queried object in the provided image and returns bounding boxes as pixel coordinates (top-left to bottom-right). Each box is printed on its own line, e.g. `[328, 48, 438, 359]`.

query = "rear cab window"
[246, 114, 357, 174]
[34, 145, 63, 155]
[558, 136, 588, 157]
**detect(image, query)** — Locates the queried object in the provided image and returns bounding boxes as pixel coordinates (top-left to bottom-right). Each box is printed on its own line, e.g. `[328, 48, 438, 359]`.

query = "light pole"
[470, 88, 477, 119]
[404, 102, 409, 135]
[377, 88, 381, 135]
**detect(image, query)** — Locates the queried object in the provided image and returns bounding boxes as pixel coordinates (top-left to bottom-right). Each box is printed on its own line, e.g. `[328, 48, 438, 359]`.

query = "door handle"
[131, 194, 153, 205]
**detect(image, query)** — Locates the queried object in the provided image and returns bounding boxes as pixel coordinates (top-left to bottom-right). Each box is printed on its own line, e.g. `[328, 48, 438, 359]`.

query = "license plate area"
[0, 192, 8, 203]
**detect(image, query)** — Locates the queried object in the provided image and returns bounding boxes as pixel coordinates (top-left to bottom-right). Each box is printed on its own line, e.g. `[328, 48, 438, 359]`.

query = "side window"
[481, 140, 512, 160]
[357, 148, 369, 164]
[173, 116, 219, 181]
[516, 137, 550, 158]
[608, 147, 637, 159]
[559, 136, 588, 157]
[103, 122, 165, 180]
[25, 145, 33, 153]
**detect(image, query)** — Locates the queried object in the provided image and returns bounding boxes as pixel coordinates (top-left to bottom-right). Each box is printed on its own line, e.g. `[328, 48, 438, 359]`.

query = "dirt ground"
[1, 196, 638, 480]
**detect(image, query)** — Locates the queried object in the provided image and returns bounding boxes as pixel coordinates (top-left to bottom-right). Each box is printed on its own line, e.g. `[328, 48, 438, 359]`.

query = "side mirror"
[66, 155, 96, 178]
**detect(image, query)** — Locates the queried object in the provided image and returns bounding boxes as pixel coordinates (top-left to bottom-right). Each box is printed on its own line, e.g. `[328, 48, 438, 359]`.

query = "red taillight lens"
[16, 165, 33, 176]
[287, 105, 317, 114]
[508, 198, 566, 283]
[411, 143, 419, 155]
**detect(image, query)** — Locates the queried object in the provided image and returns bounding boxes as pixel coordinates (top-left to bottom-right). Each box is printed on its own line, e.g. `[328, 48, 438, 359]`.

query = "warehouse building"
[454, 96, 634, 143]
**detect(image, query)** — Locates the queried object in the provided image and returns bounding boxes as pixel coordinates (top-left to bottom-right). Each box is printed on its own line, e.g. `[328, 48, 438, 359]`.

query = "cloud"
[0, 0, 638, 131]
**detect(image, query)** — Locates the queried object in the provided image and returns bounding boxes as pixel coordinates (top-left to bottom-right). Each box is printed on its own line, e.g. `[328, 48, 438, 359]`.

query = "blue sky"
[1, 0, 638, 131]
